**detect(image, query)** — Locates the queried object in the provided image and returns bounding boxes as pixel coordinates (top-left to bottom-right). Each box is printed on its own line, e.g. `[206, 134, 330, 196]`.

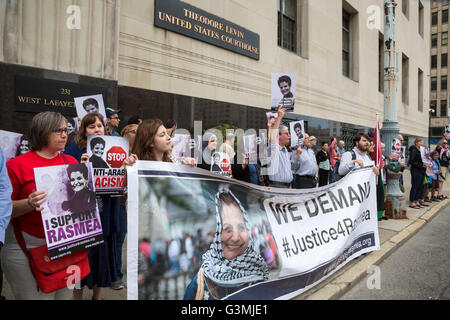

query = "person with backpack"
[337, 132, 379, 179]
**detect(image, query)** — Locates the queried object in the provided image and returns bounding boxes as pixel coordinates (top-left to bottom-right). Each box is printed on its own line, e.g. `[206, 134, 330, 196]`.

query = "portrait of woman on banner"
[61, 163, 97, 214]
[184, 186, 268, 300]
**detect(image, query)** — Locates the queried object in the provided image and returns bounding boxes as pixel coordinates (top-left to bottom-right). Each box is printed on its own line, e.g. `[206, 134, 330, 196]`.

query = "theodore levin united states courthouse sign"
[154, 0, 260, 60]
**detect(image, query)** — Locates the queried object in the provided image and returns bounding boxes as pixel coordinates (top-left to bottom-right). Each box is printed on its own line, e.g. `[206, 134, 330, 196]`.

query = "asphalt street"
[340, 205, 450, 300]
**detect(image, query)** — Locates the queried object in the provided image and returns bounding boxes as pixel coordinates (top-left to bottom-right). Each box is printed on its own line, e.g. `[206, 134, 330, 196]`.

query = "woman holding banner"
[183, 187, 268, 300]
[3, 112, 80, 300]
[64, 112, 122, 300]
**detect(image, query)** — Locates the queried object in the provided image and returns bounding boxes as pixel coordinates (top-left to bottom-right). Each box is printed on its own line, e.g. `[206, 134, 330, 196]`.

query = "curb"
[302, 198, 449, 300]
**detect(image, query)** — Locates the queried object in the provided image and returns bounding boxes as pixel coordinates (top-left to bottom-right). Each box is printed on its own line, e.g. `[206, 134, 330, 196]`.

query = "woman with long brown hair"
[63, 112, 122, 300]
[125, 119, 195, 166]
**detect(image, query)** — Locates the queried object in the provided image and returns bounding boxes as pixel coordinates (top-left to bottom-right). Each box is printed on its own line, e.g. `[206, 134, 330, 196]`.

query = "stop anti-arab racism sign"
[126, 161, 380, 300]
[87, 135, 129, 196]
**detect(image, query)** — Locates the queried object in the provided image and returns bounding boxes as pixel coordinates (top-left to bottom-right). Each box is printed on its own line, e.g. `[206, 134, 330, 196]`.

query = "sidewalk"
[294, 169, 450, 300]
[2, 169, 448, 300]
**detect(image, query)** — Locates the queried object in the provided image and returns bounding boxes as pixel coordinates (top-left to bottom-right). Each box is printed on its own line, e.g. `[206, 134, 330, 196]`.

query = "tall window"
[432, 55, 437, 69]
[419, 1, 424, 37]
[342, 2, 358, 81]
[432, 33, 438, 47]
[441, 75, 447, 91]
[442, 53, 448, 67]
[442, 32, 448, 46]
[441, 100, 448, 117]
[342, 9, 351, 77]
[443, 9, 449, 24]
[418, 68, 423, 112]
[402, 53, 409, 105]
[378, 33, 384, 93]
[430, 100, 437, 116]
[402, 0, 409, 19]
[278, 0, 297, 53]
[432, 11, 438, 26]
[431, 76, 437, 91]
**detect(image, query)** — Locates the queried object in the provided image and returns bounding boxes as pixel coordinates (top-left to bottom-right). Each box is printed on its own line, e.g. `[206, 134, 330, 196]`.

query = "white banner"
[126, 162, 379, 300]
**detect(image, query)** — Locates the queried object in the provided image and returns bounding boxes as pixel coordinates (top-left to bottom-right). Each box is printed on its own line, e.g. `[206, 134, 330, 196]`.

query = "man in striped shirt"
[265, 107, 293, 188]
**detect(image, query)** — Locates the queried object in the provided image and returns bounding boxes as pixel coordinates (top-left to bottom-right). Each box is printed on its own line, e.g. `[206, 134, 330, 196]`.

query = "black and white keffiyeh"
[201, 186, 269, 287]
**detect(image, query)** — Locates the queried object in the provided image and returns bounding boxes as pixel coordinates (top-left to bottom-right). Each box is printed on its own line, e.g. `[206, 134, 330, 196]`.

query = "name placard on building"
[15, 75, 109, 117]
[154, 0, 260, 60]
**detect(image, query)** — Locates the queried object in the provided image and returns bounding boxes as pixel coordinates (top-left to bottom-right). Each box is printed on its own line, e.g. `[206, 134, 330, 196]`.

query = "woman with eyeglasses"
[3, 112, 79, 300]
[63, 112, 123, 300]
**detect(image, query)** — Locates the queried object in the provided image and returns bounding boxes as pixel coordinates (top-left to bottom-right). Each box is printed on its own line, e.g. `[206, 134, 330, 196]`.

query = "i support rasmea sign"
[154, 0, 260, 60]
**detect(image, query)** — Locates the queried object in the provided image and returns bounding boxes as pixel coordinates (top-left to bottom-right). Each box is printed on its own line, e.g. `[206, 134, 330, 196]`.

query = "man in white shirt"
[338, 132, 380, 177]
[266, 107, 293, 188]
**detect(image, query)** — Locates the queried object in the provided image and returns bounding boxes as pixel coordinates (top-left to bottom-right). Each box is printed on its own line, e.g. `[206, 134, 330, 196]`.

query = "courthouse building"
[0, 0, 430, 149]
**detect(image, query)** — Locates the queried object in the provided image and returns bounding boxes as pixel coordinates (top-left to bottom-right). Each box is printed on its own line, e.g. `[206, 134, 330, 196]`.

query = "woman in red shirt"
[2, 112, 78, 300]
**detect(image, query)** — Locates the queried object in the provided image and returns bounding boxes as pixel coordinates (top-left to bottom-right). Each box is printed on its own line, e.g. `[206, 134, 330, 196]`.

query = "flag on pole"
[372, 119, 383, 171]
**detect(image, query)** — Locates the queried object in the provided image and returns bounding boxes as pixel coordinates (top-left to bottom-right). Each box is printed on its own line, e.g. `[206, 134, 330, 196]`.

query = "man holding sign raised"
[266, 107, 293, 188]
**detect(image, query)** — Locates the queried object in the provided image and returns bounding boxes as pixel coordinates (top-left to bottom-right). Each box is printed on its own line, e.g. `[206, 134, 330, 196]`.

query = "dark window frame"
[278, 0, 297, 53]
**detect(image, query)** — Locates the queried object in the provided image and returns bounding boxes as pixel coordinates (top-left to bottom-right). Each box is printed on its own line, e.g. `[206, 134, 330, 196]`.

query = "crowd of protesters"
[0, 104, 449, 300]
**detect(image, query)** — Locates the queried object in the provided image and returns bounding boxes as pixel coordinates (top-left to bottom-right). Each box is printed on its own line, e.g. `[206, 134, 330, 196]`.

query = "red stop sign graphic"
[220, 158, 231, 172]
[106, 146, 127, 168]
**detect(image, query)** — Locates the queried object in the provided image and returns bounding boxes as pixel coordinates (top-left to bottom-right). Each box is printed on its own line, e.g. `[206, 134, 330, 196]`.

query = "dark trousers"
[115, 204, 128, 281]
[318, 169, 329, 187]
[296, 175, 316, 189]
[0, 247, 3, 299]
[410, 169, 425, 202]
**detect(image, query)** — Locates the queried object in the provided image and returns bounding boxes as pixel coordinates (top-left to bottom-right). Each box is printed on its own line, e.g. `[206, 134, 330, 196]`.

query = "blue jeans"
[329, 163, 337, 183]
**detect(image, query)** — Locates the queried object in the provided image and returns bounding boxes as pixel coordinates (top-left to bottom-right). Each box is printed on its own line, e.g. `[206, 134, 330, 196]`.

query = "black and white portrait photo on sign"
[210, 152, 232, 177]
[87, 135, 129, 195]
[290, 120, 305, 148]
[271, 73, 296, 111]
[0, 130, 26, 161]
[446, 124, 450, 139]
[66, 117, 79, 147]
[390, 138, 402, 160]
[266, 112, 278, 127]
[34, 162, 104, 260]
[74, 94, 106, 120]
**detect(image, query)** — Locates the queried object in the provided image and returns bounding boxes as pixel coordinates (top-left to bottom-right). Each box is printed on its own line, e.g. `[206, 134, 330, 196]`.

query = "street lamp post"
[429, 108, 435, 147]
[381, 0, 407, 219]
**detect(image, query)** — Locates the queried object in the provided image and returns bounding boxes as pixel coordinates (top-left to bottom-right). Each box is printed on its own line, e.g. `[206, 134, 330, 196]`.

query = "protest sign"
[399, 146, 406, 165]
[172, 134, 192, 160]
[210, 151, 232, 177]
[0, 130, 27, 161]
[126, 162, 379, 300]
[66, 117, 79, 147]
[290, 120, 305, 148]
[271, 74, 296, 111]
[390, 138, 402, 160]
[446, 125, 450, 140]
[34, 162, 104, 260]
[87, 135, 129, 196]
[243, 134, 258, 162]
[420, 146, 432, 166]
[74, 94, 106, 120]
[266, 112, 278, 126]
